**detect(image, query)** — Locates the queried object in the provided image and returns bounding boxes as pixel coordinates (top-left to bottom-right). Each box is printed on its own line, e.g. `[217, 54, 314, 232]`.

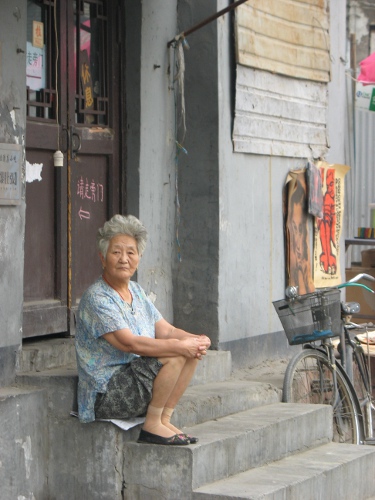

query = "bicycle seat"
[341, 301, 360, 314]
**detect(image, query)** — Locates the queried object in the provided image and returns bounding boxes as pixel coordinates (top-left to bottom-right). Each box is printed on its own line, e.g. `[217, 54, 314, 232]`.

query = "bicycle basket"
[272, 288, 341, 345]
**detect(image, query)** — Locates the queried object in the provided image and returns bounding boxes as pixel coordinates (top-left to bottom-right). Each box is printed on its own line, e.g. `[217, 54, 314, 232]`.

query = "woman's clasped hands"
[180, 334, 211, 360]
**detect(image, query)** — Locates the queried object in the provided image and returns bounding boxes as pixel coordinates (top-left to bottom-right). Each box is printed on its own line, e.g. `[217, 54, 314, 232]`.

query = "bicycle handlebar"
[347, 273, 375, 283]
[338, 282, 375, 294]
[338, 273, 375, 294]
[284, 273, 375, 300]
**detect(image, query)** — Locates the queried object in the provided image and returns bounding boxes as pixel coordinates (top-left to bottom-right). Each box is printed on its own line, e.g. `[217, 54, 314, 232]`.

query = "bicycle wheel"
[351, 346, 373, 439]
[283, 349, 362, 444]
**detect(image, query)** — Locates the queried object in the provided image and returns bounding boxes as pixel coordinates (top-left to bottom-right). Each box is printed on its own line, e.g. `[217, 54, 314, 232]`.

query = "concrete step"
[123, 403, 333, 499]
[18, 339, 233, 386]
[173, 378, 281, 429]
[15, 364, 281, 428]
[16, 365, 79, 417]
[0, 385, 49, 499]
[193, 442, 375, 500]
[19, 337, 76, 372]
[12, 360, 283, 500]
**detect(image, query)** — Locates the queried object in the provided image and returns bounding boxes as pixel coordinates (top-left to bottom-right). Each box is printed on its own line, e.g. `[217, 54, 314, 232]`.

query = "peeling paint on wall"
[10, 110, 17, 130]
[26, 160, 43, 182]
[16, 435, 33, 479]
[349, 1, 369, 46]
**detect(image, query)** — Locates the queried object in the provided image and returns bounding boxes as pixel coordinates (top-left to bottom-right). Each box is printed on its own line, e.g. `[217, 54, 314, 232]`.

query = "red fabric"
[358, 52, 375, 84]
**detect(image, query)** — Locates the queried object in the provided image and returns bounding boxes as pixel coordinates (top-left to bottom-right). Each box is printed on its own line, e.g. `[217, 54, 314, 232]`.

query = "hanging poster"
[26, 41, 46, 91]
[284, 169, 315, 295]
[313, 161, 349, 287]
[0, 143, 22, 205]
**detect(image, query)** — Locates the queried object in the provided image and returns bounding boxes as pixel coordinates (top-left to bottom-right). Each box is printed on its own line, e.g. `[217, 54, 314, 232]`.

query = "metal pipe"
[167, 0, 248, 47]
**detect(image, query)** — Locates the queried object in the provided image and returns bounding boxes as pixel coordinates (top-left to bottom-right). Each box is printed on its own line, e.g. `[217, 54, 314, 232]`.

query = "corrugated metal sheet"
[235, 0, 330, 83]
[233, 65, 329, 158]
[348, 108, 375, 263]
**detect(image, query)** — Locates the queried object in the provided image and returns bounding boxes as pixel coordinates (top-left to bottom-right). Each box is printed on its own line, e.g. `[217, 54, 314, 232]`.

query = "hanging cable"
[53, 1, 63, 166]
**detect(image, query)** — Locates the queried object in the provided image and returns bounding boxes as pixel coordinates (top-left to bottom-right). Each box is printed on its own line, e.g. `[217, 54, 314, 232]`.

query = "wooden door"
[24, 0, 122, 337]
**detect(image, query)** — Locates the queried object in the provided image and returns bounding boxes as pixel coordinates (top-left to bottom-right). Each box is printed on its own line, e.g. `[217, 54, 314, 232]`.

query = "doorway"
[24, 0, 123, 337]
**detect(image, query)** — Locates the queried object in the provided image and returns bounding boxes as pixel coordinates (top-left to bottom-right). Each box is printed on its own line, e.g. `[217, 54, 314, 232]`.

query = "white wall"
[136, 1, 178, 320]
[217, 5, 306, 346]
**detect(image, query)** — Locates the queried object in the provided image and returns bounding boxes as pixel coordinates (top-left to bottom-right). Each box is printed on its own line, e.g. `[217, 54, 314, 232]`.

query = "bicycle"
[273, 273, 375, 445]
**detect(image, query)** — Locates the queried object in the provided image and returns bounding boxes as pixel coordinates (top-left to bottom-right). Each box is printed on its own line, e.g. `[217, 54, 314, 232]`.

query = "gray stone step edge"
[19, 338, 77, 373]
[15, 367, 282, 429]
[193, 442, 375, 500]
[123, 403, 333, 499]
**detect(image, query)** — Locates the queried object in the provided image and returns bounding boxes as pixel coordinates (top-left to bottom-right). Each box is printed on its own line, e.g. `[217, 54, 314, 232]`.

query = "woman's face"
[101, 234, 140, 283]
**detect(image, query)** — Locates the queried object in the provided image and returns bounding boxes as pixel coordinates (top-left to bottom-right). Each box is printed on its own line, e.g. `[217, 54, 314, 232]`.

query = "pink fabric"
[358, 52, 375, 84]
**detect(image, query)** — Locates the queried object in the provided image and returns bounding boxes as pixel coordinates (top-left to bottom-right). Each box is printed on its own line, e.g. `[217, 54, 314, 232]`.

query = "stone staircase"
[1, 338, 375, 499]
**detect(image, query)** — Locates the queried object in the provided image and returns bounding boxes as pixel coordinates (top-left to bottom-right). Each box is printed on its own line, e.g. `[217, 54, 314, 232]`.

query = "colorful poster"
[313, 161, 349, 287]
[284, 169, 315, 295]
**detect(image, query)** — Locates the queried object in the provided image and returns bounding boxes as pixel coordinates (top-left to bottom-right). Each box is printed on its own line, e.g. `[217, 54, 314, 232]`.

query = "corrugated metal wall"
[348, 107, 375, 264]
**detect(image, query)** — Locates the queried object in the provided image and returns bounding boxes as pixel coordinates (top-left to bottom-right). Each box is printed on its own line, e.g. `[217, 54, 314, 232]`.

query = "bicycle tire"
[283, 348, 363, 444]
[351, 345, 373, 439]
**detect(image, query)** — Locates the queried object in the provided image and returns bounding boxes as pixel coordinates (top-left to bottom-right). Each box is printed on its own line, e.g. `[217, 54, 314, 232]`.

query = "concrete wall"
[0, 1, 26, 386]
[173, 0, 220, 346]
[125, 0, 178, 322]
[216, 0, 301, 365]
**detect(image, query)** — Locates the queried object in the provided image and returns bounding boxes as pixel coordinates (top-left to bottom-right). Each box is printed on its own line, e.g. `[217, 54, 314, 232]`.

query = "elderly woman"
[75, 214, 211, 446]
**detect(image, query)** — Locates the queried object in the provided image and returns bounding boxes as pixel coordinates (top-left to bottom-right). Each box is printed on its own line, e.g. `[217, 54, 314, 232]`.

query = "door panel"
[71, 154, 109, 299]
[24, 0, 121, 337]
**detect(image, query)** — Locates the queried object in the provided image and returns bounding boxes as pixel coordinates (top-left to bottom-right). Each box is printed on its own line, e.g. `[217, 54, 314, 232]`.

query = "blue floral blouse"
[75, 277, 162, 423]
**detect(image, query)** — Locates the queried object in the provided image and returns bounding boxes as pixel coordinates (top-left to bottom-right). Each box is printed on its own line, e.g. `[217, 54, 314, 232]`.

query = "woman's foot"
[142, 422, 176, 439]
[162, 420, 184, 435]
[138, 429, 189, 445]
[161, 407, 198, 443]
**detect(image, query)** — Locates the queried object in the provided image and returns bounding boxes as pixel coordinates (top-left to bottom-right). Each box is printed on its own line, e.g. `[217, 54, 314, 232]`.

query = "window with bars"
[74, 0, 108, 126]
[26, 0, 57, 121]
[26, 0, 109, 126]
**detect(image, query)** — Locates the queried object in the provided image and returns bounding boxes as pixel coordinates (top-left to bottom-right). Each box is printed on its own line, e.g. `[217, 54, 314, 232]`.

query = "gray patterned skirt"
[94, 356, 163, 420]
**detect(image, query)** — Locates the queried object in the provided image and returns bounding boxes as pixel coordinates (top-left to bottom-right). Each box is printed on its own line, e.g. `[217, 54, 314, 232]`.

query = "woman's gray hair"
[97, 214, 148, 258]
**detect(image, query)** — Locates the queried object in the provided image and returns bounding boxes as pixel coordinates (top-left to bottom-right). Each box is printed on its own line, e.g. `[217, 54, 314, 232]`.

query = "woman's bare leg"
[142, 355, 186, 437]
[143, 356, 199, 437]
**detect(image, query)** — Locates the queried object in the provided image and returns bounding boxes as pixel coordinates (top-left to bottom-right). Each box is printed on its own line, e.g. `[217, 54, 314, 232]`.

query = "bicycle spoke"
[283, 349, 362, 444]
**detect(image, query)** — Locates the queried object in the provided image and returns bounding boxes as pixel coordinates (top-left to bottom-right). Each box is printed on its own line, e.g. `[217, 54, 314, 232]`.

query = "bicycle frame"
[316, 339, 361, 420]
[338, 323, 374, 441]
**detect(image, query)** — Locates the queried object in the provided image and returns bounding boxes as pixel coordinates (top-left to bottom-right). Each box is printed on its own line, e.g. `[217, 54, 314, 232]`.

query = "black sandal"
[137, 429, 189, 445]
[184, 434, 199, 444]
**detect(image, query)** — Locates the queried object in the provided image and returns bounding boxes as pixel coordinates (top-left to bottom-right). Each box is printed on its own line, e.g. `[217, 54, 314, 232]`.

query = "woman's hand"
[179, 336, 209, 359]
[198, 334, 211, 349]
